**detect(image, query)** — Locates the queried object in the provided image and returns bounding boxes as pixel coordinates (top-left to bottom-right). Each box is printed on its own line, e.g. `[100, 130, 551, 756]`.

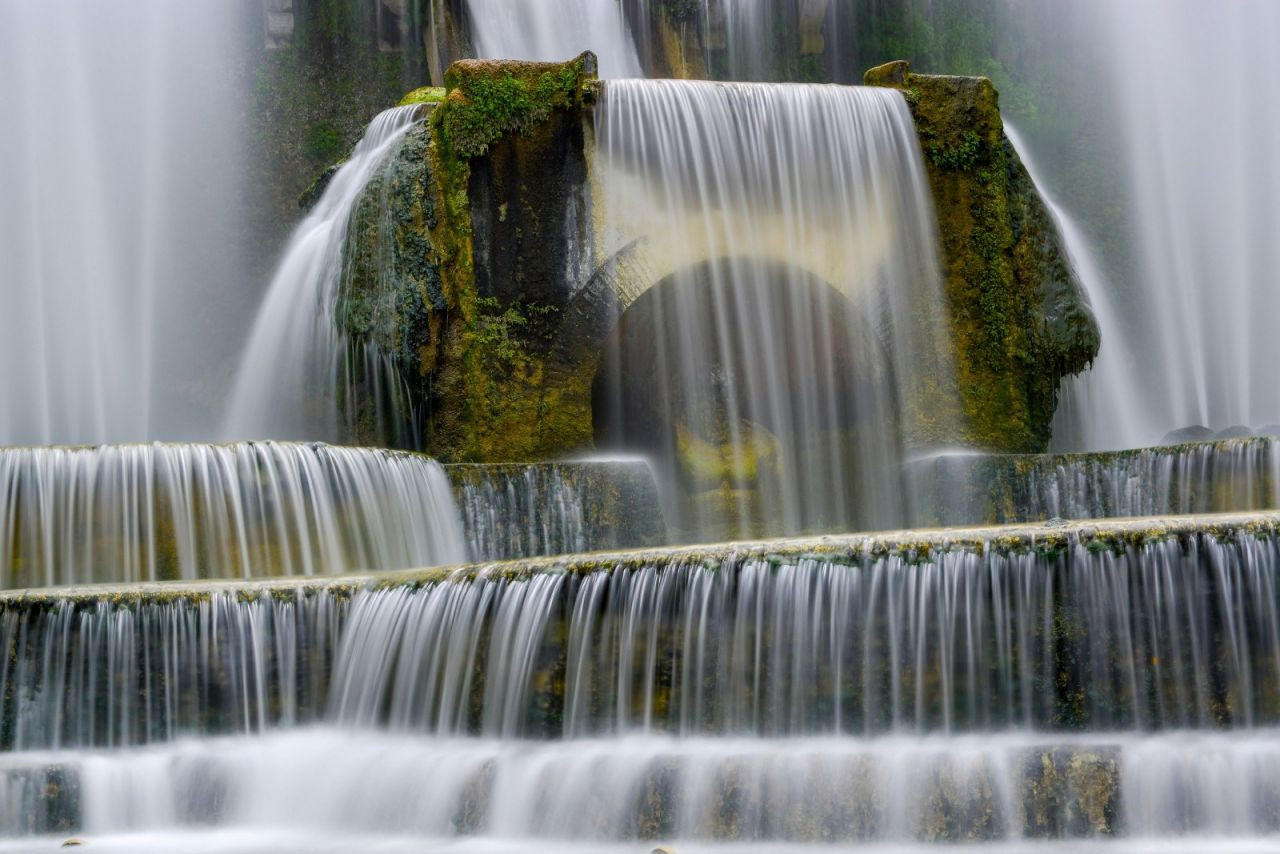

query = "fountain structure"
[0, 2, 1276, 852]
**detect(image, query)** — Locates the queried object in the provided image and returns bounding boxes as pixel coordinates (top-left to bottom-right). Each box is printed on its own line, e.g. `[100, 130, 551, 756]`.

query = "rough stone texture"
[342, 115, 450, 445]
[867, 60, 1100, 453]
[337, 54, 600, 460]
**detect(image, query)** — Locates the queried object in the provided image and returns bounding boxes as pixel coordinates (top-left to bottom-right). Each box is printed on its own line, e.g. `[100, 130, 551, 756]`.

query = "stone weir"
[0, 443, 666, 589]
[4, 511, 1280, 753]
[5, 512, 1280, 841]
[908, 435, 1280, 527]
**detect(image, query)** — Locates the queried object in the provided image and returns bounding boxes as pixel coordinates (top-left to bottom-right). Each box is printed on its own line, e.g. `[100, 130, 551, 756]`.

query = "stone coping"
[3, 511, 1277, 605]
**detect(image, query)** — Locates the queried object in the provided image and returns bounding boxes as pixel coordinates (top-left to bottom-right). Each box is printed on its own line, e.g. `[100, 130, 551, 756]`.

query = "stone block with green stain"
[867, 60, 1100, 453]
[335, 54, 600, 460]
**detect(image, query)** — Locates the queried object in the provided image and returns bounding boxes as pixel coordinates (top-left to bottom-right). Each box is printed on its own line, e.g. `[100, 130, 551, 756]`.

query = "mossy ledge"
[867, 60, 1100, 453]
[4, 511, 1276, 606]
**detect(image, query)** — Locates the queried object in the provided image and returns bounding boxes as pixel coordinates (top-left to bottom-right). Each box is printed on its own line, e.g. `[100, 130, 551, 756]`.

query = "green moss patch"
[866, 61, 1100, 452]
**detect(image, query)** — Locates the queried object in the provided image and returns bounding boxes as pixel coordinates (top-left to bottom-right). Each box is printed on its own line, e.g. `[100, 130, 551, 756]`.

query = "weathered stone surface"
[867, 60, 1100, 452]
[337, 54, 599, 459]
[9, 510, 1277, 603]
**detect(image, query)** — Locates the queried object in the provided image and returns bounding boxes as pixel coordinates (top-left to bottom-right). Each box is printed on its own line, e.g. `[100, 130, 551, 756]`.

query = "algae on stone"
[334, 54, 599, 460]
[866, 60, 1100, 453]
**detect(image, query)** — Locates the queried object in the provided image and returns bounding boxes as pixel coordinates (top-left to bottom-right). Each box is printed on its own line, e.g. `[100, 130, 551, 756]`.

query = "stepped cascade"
[0, 442, 466, 587]
[3, 1, 1279, 852]
[4, 516, 1280, 844]
[912, 436, 1280, 526]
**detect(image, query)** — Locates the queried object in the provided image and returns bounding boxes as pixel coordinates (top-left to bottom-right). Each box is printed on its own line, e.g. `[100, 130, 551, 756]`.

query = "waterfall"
[0, 1, 252, 445]
[1002, 125, 1159, 452]
[8, 522, 1280, 749]
[912, 436, 1280, 526]
[9, 730, 1280, 844]
[1004, 1, 1280, 447]
[0, 443, 465, 588]
[224, 106, 422, 444]
[591, 80, 952, 541]
[464, 0, 642, 78]
[450, 459, 666, 561]
[4, 519, 1280, 843]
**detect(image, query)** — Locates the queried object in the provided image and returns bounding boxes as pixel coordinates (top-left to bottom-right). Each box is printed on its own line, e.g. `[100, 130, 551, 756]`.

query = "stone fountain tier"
[5, 511, 1280, 840]
[908, 435, 1280, 526]
[4, 511, 1280, 754]
[5, 510, 1274, 604]
[0, 443, 667, 589]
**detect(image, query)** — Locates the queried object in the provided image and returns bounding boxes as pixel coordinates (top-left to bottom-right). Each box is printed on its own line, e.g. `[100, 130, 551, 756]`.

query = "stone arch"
[549, 201, 896, 374]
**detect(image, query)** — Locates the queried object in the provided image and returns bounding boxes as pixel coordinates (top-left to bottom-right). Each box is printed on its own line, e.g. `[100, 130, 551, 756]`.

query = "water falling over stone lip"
[6, 509, 1276, 602]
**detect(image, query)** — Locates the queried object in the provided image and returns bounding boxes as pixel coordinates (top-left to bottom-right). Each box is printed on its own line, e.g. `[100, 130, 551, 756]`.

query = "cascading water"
[1004, 1, 1280, 448]
[224, 106, 423, 445]
[464, 0, 642, 77]
[1003, 124, 1159, 453]
[450, 459, 666, 561]
[5, 518, 1280, 846]
[0, 443, 465, 587]
[6, 3, 1280, 852]
[705, 0, 826, 82]
[0, 1, 253, 446]
[591, 79, 952, 541]
[912, 436, 1280, 526]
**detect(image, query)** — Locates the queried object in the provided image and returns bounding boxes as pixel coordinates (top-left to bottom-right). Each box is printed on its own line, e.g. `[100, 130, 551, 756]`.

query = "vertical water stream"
[591, 79, 952, 540]
[4, 522, 1280, 844]
[225, 107, 423, 444]
[0, 1, 252, 445]
[464, 0, 643, 77]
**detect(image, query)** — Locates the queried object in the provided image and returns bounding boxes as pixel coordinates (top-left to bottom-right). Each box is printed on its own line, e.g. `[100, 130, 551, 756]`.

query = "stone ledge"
[6, 510, 1276, 605]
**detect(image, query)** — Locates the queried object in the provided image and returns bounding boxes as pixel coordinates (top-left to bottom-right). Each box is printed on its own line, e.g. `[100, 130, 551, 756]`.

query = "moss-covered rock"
[337, 54, 599, 460]
[399, 86, 447, 106]
[867, 60, 1100, 452]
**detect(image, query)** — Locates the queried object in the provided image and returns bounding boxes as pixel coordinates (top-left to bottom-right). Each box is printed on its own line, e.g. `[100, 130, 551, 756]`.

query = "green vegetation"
[399, 86, 446, 106]
[437, 57, 591, 159]
[867, 62, 1099, 452]
[329, 54, 599, 461]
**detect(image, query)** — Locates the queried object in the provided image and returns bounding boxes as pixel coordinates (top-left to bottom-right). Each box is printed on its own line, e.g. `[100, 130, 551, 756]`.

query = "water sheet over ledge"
[447, 458, 666, 561]
[4, 512, 1280, 751]
[909, 436, 1280, 526]
[0, 443, 666, 588]
[0, 442, 465, 587]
